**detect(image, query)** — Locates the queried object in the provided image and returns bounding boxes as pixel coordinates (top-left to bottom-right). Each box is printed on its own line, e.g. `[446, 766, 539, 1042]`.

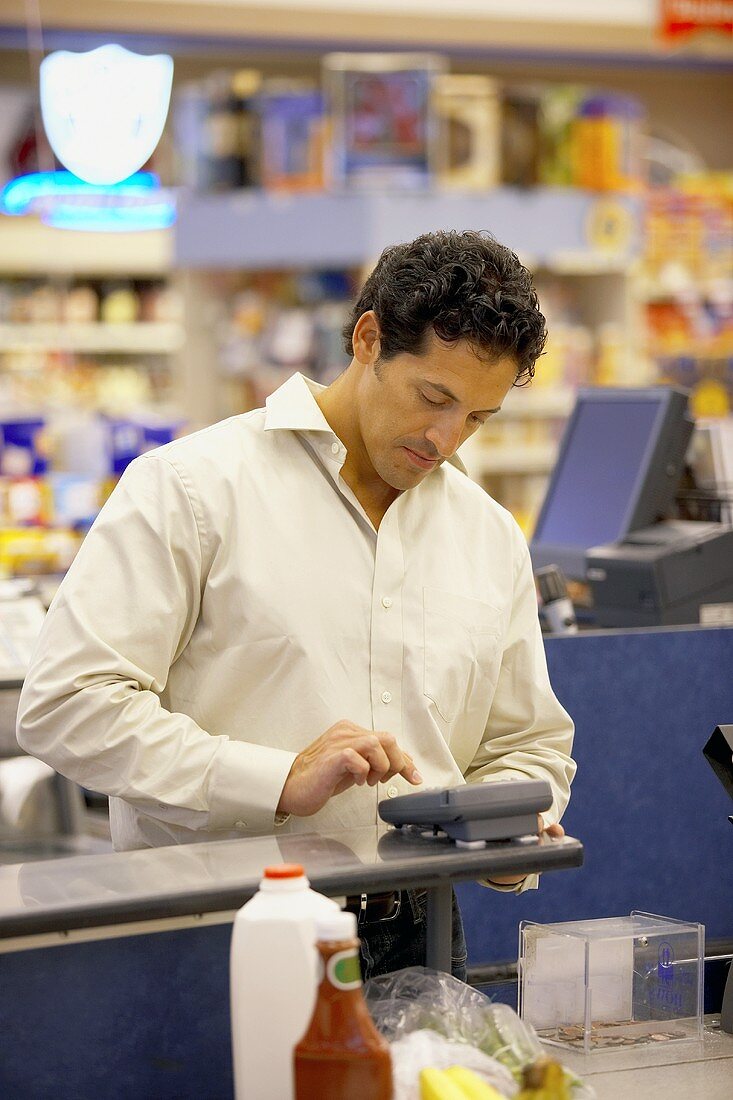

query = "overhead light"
[40, 44, 174, 185]
[0, 171, 176, 232]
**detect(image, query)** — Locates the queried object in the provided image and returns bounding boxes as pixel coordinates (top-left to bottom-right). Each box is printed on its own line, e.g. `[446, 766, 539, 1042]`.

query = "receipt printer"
[586, 520, 733, 628]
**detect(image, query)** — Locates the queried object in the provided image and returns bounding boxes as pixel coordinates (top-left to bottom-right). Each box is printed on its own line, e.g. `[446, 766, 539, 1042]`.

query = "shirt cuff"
[208, 739, 297, 834]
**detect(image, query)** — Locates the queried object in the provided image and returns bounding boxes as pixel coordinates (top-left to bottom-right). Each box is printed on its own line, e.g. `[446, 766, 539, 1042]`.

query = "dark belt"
[344, 890, 401, 923]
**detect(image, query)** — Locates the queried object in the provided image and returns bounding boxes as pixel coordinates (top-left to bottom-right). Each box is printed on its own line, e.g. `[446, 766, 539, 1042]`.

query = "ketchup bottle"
[294, 910, 393, 1100]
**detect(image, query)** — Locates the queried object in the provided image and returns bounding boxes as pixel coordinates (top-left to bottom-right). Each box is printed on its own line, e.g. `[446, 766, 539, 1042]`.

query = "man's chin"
[384, 465, 429, 491]
[374, 451, 435, 491]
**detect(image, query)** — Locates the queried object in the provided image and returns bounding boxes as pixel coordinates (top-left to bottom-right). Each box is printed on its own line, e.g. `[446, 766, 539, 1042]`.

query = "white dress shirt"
[17, 373, 575, 883]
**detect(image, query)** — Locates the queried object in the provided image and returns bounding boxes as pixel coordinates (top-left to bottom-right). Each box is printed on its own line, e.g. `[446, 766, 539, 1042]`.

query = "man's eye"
[420, 393, 445, 408]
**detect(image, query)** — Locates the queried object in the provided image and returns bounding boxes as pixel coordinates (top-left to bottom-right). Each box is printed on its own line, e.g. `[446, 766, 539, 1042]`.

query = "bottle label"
[326, 949, 362, 991]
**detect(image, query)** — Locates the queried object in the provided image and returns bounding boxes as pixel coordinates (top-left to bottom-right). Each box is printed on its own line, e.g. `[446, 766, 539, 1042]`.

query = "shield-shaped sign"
[40, 44, 174, 185]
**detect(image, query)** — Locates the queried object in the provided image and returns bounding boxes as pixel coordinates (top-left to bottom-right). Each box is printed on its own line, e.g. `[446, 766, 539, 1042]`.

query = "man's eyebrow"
[423, 380, 501, 415]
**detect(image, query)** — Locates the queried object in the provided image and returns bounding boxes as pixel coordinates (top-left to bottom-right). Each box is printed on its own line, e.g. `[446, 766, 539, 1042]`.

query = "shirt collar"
[264, 372, 334, 434]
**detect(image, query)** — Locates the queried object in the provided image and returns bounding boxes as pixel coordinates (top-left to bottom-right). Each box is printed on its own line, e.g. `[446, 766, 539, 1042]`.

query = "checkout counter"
[0, 823, 582, 1099]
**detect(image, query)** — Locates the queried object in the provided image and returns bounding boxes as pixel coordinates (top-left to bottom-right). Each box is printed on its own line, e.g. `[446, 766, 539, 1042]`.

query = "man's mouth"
[403, 446, 438, 470]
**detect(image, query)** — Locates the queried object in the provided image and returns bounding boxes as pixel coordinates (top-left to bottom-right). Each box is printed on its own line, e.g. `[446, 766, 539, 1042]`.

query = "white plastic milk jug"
[230, 862, 339, 1100]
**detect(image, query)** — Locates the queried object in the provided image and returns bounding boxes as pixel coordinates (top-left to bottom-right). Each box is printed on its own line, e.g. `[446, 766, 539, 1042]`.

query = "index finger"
[394, 746, 423, 786]
[373, 731, 423, 785]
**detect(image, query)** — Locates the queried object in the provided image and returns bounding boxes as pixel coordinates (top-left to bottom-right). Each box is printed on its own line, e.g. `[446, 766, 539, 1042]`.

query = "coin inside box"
[518, 911, 704, 1054]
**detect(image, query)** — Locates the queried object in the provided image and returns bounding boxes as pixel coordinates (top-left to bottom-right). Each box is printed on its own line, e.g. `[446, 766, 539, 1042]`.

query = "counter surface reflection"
[0, 825, 583, 945]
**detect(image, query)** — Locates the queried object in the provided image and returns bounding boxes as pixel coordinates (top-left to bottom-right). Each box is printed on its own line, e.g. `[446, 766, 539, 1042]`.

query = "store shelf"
[539, 251, 633, 276]
[175, 188, 643, 272]
[0, 216, 173, 277]
[461, 440, 558, 477]
[6, 0, 733, 63]
[499, 387, 575, 419]
[0, 323, 184, 355]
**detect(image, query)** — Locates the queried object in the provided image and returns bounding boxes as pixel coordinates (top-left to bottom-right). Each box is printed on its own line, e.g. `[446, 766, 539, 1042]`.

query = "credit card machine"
[378, 779, 552, 846]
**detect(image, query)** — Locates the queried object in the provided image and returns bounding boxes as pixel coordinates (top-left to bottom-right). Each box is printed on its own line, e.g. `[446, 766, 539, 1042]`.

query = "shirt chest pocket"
[423, 586, 503, 724]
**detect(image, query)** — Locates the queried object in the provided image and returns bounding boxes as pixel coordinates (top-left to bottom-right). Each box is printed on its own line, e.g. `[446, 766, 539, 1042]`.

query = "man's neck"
[315, 368, 399, 528]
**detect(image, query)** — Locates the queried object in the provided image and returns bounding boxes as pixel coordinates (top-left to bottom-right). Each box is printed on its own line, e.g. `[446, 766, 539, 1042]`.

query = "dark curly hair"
[342, 230, 546, 384]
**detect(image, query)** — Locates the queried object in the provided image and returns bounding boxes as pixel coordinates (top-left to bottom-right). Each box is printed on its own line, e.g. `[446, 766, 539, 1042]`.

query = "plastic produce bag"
[389, 1030, 517, 1100]
[364, 967, 595, 1100]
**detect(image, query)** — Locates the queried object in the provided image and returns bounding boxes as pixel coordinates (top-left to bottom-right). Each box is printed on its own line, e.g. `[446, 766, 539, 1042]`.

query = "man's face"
[354, 327, 519, 492]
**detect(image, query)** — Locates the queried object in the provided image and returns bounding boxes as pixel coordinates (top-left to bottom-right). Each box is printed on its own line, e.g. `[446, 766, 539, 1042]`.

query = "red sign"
[660, 0, 733, 38]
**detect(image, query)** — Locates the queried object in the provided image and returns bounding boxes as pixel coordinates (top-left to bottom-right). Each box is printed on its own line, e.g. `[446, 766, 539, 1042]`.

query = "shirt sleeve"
[16, 453, 296, 837]
[465, 519, 577, 893]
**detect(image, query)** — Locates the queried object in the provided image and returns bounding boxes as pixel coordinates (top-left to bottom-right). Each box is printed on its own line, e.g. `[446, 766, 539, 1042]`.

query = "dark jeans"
[358, 887, 468, 983]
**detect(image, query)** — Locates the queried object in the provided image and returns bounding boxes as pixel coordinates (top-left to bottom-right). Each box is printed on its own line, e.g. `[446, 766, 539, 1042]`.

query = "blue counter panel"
[457, 626, 733, 965]
[0, 925, 234, 1100]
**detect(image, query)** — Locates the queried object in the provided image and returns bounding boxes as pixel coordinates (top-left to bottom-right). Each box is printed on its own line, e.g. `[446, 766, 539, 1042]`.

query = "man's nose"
[424, 418, 466, 459]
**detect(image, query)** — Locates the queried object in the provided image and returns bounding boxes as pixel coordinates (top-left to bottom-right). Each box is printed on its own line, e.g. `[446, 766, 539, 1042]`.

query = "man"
[17, 230, 575, 980]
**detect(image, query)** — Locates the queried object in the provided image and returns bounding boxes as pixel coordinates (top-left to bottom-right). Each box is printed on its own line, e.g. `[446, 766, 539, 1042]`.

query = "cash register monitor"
[530, 388, 693, 580]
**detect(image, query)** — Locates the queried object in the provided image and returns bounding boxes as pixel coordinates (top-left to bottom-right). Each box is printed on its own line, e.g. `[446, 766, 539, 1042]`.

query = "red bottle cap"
[263, 863, 305, 879]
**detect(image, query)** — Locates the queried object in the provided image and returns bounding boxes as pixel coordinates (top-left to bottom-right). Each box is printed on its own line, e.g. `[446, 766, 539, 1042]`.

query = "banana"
[419, 1067, 474, 1100]
[444, 1065, 506, 1098]
[516, 1057, 572, 1100]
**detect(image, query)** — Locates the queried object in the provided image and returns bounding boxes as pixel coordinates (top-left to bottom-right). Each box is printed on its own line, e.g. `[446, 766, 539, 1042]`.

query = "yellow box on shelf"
[0, 527, 81, 579]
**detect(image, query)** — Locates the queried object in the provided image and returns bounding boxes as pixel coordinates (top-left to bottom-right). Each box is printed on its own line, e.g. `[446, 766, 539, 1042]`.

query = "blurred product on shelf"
[100, 284, 139, 325]
[258, 81, 328, 193]
[530, 278, 594, 388]
[432, 74, 501, 191]
[643, 180, 733, 286]
[175, 70, 327, 192]
[0, 278, 182, 327]
[0, 355, 173, 416]
[570, 92, 645, 193]
[689, 377, 730, 419]
[63, 285, 98, 324]
[0, 416, 48, 476]
[646, 295, 733, 361]
[324, 52, 444, 190]
[0, 405, 185, 578]
[215, 268, 355, 411]
[0, 276, 184, 415]
[0, 527, 80, 580]
[503, 85, 646, 192]
[537, 85, 586, 188]
[0, 468, 107, 532]
[1, 477, 49, 526]
[49, 473, 105, 528]
[173, 55, 648, 197]
[203, 69, 262, 191]
[640, 176, 733, 416]
[501, 85, 543, 188]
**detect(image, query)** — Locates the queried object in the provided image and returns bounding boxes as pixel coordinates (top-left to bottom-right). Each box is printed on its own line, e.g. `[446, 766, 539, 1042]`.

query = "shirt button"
[381, 690, 392, 704]
[381, 596, 393, 609]
[387, 786, 399, 798]
[235, 820, 247, 829]
[331, 442, 340, 455]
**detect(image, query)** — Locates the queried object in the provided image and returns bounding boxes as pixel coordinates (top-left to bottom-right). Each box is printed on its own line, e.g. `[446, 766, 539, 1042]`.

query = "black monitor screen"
[533, 398, 664, 550]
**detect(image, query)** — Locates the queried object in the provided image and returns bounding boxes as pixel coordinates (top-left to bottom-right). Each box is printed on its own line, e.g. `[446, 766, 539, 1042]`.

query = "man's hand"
[487, 817, 565, 886]
[276, 720, 422, 818]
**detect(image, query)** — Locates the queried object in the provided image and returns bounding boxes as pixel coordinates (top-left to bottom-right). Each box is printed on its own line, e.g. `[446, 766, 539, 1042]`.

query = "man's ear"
[352, 310, 381, 365]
